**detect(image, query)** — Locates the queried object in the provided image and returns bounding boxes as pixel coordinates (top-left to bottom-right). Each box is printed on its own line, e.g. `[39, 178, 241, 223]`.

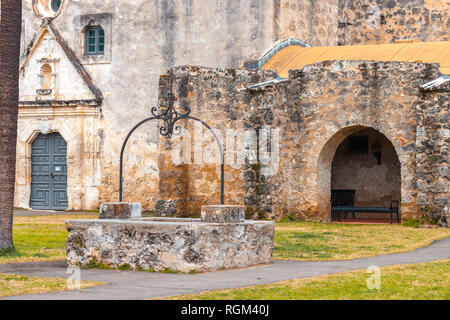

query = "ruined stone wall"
[160, 61, 445, 223]
[269, 61, 439, 221]
[415, 82, 449, 226]
[338, 0, 450, 45]
[157, 67, 277, 216]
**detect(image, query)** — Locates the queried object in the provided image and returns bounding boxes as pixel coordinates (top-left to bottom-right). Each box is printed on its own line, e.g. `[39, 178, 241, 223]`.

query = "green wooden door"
[30, 133, 68, 210]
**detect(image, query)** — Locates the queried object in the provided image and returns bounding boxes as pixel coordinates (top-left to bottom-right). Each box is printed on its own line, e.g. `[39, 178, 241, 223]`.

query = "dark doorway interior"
[331, 128, 401, 222]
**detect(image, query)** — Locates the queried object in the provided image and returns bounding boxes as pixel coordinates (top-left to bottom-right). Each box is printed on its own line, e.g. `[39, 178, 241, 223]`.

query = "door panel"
[31, 133, 68, 210]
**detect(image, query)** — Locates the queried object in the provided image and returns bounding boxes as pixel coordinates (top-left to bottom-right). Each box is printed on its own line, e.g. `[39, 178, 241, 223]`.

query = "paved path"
[1, 238, 449, 300]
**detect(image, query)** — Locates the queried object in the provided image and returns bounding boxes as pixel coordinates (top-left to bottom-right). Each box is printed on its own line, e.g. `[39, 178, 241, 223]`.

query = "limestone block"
[201, 205, 245, 223]
[155, 199, 185, 217]
[99, 202, 141, 219]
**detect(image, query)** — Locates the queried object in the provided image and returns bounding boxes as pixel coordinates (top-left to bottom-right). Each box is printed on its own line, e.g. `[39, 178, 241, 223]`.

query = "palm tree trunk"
[0, 0, 22, 250]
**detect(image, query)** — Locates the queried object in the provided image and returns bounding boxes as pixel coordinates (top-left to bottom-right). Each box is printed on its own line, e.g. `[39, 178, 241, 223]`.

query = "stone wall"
[415, 81, 449, 226]
[274, 0, 340, 46]
[157, 67, 277, 216]
[158, 61, 448, 224]
[66, 218, 275, 272]
[338, 0, 450, 45]
[254, 60, 440, 222]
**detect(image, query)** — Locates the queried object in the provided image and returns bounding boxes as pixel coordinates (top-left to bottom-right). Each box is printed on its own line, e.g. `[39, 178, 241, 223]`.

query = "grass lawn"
[166, 259, 450, 300]
[0, 215, 95, 264]
[0, 273, 102, 297]
[274, 221, 450, 260]
[0, 215, 448, 264]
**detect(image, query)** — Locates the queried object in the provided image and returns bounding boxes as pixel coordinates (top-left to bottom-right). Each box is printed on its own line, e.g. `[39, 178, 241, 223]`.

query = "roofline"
[259, 40, 450, 78]
[420, 76, 450, 91]
[19, 99, 101, 107]
[257, 38, 310, 69]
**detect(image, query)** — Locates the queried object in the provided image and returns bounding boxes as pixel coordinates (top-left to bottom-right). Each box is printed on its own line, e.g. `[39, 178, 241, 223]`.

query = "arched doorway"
[317, 126, 401, 223]
[30, 132, 68, 210]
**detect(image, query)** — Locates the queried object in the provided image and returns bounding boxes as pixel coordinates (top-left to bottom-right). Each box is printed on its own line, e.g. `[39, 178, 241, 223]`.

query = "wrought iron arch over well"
[119, 70, 225, 204]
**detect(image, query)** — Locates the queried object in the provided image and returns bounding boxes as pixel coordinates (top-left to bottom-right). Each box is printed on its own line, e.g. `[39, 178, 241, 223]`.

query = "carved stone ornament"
[36, 89, 53, 96]
[39, 118, 52, 135]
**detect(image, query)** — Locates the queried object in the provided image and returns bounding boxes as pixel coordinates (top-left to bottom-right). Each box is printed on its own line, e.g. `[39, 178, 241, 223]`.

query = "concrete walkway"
[1, 237, 449, 300]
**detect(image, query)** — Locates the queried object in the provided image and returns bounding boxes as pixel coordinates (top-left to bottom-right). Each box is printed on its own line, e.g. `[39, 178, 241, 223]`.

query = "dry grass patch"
[0, 215, 96, 264]
[166, 260, 450, 300]
[274, 221, 450, 261]
[0, 273, 102, 297]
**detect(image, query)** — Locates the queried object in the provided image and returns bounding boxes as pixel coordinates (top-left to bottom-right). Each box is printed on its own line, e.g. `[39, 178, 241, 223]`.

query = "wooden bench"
[331, 190, 400, 224]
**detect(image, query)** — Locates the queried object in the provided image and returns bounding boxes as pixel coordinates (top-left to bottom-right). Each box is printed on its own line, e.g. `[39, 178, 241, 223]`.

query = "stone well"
[65, 203, 275, 272]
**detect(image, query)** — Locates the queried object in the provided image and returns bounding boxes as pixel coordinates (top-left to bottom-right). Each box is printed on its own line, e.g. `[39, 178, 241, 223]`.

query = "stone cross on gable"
[42, 33, 54, 54]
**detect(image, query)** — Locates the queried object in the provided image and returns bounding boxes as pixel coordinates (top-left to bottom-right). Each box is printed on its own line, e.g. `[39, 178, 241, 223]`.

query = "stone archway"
[317, 126, 402, 222]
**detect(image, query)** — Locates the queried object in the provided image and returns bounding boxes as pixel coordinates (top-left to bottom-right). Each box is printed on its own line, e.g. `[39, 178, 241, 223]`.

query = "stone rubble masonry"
[65, 217, 275, 272]
[156, 61, 448, 225]
[415, 80, 449, 226]
[338, 0, 450, 46]
[99, 202, 142, 220]
[155, 199, 180, 217]
[201, 205, 245, 223]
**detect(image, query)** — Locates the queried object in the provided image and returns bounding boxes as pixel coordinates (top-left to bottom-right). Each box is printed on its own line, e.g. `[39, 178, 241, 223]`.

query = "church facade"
[16, 1, 449, 225]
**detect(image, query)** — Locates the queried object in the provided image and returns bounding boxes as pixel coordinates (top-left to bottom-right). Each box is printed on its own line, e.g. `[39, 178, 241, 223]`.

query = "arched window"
[51, 0, 62, 12]
[41, 64, 53, 90]
[85, 26, 105, 56]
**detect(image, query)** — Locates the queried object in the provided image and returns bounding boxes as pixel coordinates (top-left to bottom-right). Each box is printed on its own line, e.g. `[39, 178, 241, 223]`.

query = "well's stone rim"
[66, 218, 274, 227]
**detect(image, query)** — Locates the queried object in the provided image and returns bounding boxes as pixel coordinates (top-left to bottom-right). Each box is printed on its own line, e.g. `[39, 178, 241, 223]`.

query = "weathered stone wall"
[256, 60, 440, 222]
[274, 0, 340, 46]
[66, 218, 275, 272]
[159, 61, 447, 223]
[338, 0, 450, 45]
[157, 67, 277, 216]
[415, 82, 449, 226]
